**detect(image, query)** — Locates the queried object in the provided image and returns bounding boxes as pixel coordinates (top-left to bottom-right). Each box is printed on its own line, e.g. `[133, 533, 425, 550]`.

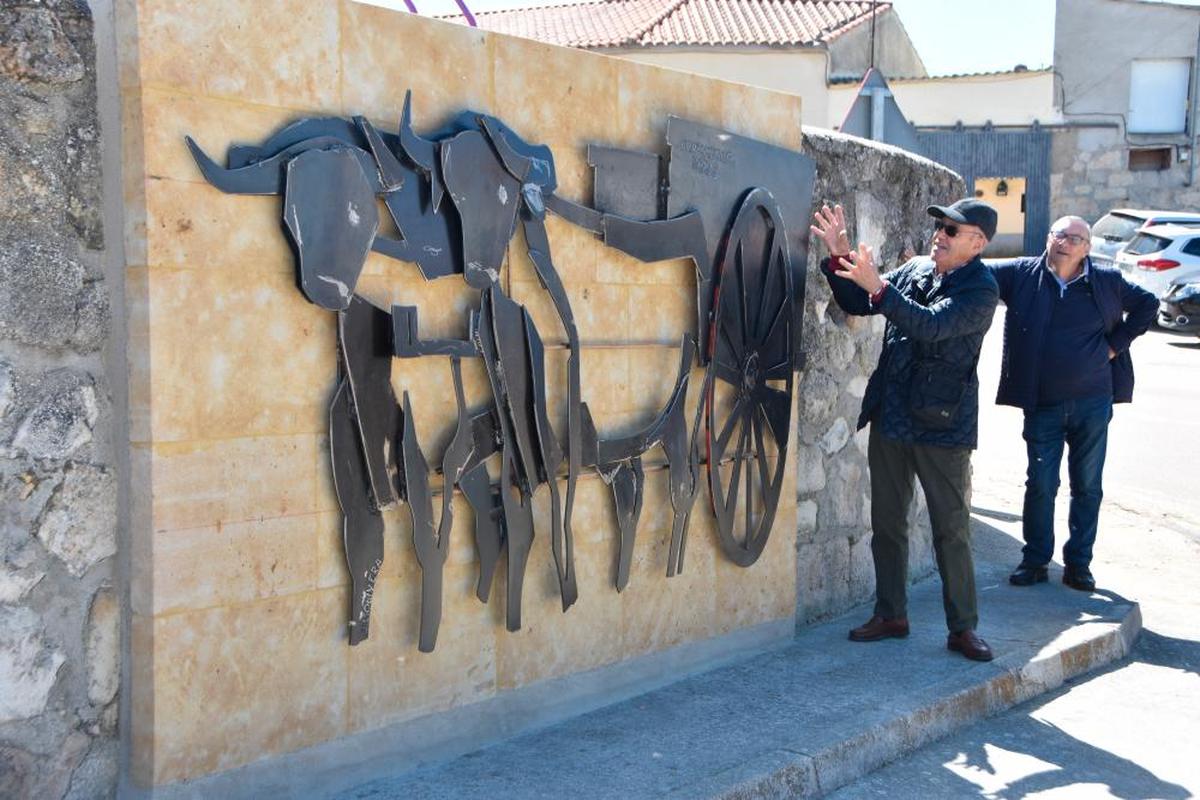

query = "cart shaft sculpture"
[186, 91, 815, 652]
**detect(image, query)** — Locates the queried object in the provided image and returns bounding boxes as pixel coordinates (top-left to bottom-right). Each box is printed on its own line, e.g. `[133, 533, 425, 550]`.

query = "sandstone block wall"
[795, 128, 965, 625]
[116, 2, 803, 787]
[0, 2, 120, 798]
[0, 2, 972, 794]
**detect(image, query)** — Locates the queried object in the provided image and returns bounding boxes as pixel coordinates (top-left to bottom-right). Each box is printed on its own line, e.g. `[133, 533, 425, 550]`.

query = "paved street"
[829, 311, 1200, 799]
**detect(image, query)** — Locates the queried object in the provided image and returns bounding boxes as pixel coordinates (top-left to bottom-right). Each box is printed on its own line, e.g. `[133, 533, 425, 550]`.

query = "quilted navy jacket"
[822, 255, 999, 449]
[985, 254, 1158, 410]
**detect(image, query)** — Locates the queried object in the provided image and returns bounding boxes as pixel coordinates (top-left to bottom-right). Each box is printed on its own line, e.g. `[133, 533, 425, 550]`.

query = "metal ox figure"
[186, 91, 815, 652]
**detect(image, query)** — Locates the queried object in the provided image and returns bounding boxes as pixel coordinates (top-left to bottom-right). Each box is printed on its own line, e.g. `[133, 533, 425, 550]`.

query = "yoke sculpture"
[186, 91, 815, 652]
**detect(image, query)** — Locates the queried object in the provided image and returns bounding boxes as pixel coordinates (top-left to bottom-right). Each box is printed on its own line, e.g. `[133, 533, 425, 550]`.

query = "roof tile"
[439, 0, 888, 49]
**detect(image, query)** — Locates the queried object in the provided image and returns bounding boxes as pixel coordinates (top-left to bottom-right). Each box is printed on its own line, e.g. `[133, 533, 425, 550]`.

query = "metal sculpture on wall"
[186, 91, 815, 652]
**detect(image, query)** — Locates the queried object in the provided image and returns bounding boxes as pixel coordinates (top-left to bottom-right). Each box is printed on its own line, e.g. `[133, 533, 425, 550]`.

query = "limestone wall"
[116, 2, 806, 788]
[795, 128, 965, 625]
[0, 1, 120, 798]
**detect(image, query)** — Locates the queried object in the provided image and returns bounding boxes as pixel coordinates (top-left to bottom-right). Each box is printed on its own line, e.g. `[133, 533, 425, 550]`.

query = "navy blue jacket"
[823, 255, 999, 449]
[986, 254, 1158, 410]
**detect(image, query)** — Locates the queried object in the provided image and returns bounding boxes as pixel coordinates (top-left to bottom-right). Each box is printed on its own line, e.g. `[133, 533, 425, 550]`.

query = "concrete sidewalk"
[334, 505, 1142, 800]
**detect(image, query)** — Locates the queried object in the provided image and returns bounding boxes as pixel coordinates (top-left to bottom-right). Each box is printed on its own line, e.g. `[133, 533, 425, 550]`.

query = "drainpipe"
[1189, 18, 1200, 187]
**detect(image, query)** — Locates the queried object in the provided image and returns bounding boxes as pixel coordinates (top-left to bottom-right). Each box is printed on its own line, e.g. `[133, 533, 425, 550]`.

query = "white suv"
[1091, 209, 1200, 269]
[1114, 223, 1200, 298]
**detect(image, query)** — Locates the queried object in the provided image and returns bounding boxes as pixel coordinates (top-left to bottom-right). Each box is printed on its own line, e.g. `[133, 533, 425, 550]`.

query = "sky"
[361, 0, 1200, 77]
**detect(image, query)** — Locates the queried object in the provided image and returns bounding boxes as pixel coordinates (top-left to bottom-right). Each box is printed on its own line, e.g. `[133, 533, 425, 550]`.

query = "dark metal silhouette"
[186, 92, 815, 651]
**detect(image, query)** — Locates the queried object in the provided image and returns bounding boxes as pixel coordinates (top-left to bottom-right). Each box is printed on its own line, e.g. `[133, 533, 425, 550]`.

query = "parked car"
[1159, 279, 1200, 335]
[1091, 209, 1200, 269]
[1114, 224, 1200, 298]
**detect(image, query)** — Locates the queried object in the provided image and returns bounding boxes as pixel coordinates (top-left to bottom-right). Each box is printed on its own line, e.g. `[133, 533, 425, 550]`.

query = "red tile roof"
[439, 0, 889, 49]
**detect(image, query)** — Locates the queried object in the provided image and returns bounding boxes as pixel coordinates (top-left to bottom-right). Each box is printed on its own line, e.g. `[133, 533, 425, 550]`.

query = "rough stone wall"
[0, 2, 120, 798]
[795, 128, 965, 625]
[1051, 126, 1200, 222]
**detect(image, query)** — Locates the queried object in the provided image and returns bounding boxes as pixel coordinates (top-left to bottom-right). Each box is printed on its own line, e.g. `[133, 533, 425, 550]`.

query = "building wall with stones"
[1051, 0, 1200, 220]
[1050, 125, 1200, 224]
[0, 2, 121, 799]
[795, 128, 965, 626]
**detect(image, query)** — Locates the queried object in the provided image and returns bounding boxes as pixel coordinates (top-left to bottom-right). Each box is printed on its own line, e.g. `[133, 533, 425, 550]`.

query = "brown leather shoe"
[947, 629, 994, 662]
[848, 615, 910, 642]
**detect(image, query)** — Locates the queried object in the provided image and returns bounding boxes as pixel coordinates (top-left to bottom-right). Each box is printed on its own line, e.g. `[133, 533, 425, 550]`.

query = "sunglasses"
[933, 219, 981, 239]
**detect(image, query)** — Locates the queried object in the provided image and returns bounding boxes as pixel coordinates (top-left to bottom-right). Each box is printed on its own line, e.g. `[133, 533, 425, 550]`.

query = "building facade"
[1051, 0, 1200, 222]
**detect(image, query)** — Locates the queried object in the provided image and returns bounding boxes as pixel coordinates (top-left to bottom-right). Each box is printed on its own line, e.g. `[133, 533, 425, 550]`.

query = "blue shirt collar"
[1045, 255, 1090, 296]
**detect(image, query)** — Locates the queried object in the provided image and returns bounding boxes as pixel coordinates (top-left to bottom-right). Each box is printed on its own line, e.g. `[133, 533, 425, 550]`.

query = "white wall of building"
[827, 70, 1060, 129]
[608, 47, 831, 127]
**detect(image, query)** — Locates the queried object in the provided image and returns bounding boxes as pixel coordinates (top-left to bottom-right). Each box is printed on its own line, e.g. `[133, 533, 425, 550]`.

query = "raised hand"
[833, 242, 885, 295]
[809, 204, 851, 258]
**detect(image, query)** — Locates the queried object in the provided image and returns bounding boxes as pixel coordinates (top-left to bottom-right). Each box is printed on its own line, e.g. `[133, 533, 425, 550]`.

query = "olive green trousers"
[867, 424, 979, 634]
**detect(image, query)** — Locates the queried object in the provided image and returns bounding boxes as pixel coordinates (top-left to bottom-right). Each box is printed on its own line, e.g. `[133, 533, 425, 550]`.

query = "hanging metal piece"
[705, 188, 794, 567]
[498, 451, 534, 633]
[354, 115, 407, 192]
[391, 305, 478, 358]
[476, 289, 537, 630]
[580, 335, 698, 586]
[441, 129, 521, 290]
[434, 360, 476, 600]
[520, 217, 582, 607]
[524, 312, 576, 611]
[588, 144, 662, 220]
[664, 116, 815, 366]
[668, 368, 708, 578]
[339, 296, 402, 507]
[284, 148, 380, 311]
[329, 377, 384, 646]
[604, 458, 644, 592]
[225, 116, 367, 169]
[397, 90, 444, 212]
[400, 392, 447, 654]
[459, 462, 504, 603]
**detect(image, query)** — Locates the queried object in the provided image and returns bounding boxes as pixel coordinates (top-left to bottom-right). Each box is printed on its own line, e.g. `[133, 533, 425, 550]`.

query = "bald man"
[988, 216, 1157, 592]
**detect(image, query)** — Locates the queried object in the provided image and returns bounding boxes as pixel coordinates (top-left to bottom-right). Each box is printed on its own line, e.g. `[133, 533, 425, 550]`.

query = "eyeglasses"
[933, 220, 982, 239]
[1050, 230, 1088, 246]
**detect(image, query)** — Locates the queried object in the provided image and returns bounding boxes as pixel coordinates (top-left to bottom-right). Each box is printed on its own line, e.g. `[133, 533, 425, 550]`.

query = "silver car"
[1091, 209, 1200, 270]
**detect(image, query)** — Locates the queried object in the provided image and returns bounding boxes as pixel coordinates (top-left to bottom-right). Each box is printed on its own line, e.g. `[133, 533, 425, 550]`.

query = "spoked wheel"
[705, 188, 795, 567]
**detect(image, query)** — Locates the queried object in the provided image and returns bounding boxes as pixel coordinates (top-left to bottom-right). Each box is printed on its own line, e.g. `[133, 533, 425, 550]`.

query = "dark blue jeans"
[1021, 395, 1113, 568]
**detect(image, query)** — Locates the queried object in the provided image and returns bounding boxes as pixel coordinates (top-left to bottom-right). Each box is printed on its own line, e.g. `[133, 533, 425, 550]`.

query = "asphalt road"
[830, 309, 1200, 800]
[974, 309, 1200, 533]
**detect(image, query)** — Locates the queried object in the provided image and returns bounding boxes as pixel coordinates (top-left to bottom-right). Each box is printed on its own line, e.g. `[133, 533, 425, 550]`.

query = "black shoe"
[1062, 565, 1096, 591]
[1009, 563, 1049, 586]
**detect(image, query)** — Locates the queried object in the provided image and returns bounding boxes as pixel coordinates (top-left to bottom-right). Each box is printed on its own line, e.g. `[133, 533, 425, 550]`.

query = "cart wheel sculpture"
[705, 188, 795, 567]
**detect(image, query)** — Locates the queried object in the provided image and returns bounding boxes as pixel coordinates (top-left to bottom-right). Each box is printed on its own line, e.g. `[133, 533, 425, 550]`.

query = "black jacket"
[986, 254, 1158, 410]
[823, 255, 999, 449]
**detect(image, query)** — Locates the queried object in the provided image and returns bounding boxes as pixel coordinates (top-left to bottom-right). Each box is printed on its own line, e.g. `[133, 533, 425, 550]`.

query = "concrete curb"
[711, 605, 1142, 799]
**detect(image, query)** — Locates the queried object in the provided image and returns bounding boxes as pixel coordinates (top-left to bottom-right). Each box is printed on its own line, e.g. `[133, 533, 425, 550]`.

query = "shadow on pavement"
[970, 504, 1023, 524]
[932, 717, 1192, 800]
[1132, 628, 1200, 677]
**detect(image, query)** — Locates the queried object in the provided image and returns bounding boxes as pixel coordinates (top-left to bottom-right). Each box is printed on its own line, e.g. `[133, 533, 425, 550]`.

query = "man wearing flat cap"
[810, 198, 1000, 662]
